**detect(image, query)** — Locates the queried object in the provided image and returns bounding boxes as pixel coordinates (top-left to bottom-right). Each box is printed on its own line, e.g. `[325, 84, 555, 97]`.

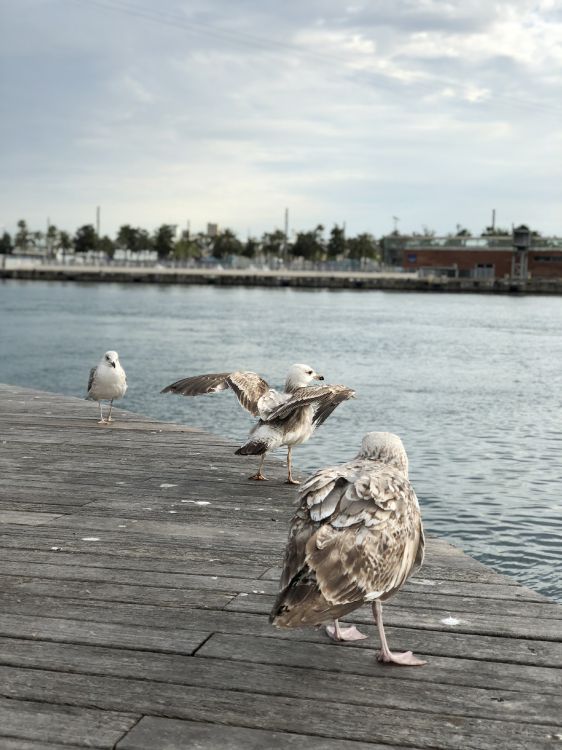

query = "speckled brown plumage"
[270, 432, 426, 667]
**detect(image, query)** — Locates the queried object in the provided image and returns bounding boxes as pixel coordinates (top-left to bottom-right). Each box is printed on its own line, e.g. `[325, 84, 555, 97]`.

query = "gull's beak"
[110, 361, 116, 368]
[315, 373, 324, 381]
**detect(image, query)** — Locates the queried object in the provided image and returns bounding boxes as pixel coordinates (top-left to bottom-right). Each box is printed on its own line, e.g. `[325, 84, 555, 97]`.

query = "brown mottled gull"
[270, 431, 426, 666]
[161, 364, 355, 484]
[86, 350, 127, 424]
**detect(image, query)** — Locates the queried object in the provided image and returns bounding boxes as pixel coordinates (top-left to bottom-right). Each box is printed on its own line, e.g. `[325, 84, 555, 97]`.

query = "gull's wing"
[305, 461, 424, 606]
[161, 372, 232, 396]
[272, 460, 424, 624]
[86, 367, 96, 397]
[312, 386, 356, 427]
[256, 389, 290, 419]
[263, 384, 355, 424]
[161, 371, 269, 417]
[277, 459, 363, 590]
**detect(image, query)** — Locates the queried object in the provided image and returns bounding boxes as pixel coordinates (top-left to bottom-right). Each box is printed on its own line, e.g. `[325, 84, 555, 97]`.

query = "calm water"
[1, 280, 561, 601]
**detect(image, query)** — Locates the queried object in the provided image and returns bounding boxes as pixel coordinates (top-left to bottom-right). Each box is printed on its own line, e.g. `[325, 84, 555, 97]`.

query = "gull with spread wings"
[270, 432, 426, 666]
[161, 363, 355, 484]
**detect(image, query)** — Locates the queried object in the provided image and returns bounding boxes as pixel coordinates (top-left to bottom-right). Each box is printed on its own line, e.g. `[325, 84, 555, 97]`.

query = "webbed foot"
[377, 649, 427, 666]
[326, 623, 368, 642]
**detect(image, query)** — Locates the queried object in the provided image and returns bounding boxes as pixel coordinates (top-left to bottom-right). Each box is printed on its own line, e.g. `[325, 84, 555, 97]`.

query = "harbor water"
[1, 279, 561, 601]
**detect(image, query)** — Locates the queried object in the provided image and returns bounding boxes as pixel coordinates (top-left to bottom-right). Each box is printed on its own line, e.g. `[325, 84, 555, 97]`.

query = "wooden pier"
[0, 383, 560, 749]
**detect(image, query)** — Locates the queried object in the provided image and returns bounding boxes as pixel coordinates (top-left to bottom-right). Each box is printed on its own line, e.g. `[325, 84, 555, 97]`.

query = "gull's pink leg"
[249, 454, 267, 481]
[374, 601, 426, 666]
[286, 447, 300, 485]
[326, 618, 368, 642]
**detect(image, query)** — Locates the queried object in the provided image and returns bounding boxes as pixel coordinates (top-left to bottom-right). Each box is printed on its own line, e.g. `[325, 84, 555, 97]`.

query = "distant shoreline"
[3, 264, 562, 294]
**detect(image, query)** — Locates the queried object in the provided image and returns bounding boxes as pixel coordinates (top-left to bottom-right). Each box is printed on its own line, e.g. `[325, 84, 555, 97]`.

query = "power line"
[69, 0, 330, 62]
[67, 0, 562, 116]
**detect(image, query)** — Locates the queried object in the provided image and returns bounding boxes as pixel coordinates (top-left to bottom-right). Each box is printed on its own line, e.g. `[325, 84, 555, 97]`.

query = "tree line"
[1, 219, 543, 264]
[0, 220, 382, 262]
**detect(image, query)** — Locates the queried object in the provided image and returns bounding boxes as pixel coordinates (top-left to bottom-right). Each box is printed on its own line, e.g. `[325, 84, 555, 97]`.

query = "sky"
[1, 0, 561, 240]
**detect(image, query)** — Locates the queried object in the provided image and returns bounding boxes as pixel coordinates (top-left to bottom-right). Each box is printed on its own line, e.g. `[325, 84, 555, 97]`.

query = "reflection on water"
[1, 280, 561, 600]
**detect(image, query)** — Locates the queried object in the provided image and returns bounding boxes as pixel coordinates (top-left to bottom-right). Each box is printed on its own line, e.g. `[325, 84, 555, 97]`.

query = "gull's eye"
[307, 370, 313, 375]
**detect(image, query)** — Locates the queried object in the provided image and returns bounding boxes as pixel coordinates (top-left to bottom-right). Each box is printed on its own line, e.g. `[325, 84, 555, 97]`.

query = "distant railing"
[2, 254, 387, 274]
[402, 236, 562, 250]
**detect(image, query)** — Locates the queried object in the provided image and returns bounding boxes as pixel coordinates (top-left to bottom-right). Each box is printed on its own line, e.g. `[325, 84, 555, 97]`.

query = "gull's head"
[102, 350, 119, 369]
[357, 432, 409, 474]
[285, 363, 324, 391]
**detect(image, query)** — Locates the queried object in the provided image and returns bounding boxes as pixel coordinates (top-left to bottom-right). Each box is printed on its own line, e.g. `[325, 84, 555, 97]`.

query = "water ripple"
[1, 281, 561, 600]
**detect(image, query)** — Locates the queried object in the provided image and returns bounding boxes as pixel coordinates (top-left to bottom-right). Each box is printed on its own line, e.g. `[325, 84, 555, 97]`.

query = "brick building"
[395, 230, 562, 279]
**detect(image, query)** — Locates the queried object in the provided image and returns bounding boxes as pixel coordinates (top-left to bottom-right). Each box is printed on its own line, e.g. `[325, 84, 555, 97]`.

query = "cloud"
[0, 0, 560, 237]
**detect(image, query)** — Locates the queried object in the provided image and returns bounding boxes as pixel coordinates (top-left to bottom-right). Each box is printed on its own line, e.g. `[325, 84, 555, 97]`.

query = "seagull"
[86, 350, 127, 424]
[161, 363, 355, 484]
[269, 432, 427, 666]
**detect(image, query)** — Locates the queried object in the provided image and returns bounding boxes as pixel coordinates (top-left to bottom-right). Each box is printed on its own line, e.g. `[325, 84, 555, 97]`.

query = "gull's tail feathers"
[235, 440, 269, 456]
[269, 569, 357, 628]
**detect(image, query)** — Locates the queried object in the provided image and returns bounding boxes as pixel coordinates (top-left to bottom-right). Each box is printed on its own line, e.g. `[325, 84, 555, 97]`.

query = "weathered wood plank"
[0, 467, 287, 488]
[1, 594, 559, 667]
[12, 514, 292, 545]
[0, 534, 530, 590]
[0, 454, 285, 476]
[0, 502, 85, 514]
[1, 667, 559, 750]
[0, 527, 282, 566]
[225, 592, 562, 638]
[0, 511, 64, 526]
[0, 483, 290, 507]
[0, 547, 267, 579]
[0, 561, 546, 606]
[0, 740, 87, 750]
[0, 562, 279, 594]
[0, 618, 210, 655]
[0, 576, 236, 609]
[0, 697, 138, 748]
[0, 638, 560, 726]
[116, 716, 416, 750]
[197, 632, 562, 694]
[3, 570, 558, 632]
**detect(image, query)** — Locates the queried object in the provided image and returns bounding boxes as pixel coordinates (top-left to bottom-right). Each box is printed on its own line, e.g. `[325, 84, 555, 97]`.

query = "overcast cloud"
[1, 0, 561, 238]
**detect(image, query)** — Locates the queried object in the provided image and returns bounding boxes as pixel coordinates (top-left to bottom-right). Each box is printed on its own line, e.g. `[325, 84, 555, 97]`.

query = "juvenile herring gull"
[86, 350, 127, 424]
[270, 431, 427, 666]
[161, 363, 355, 484]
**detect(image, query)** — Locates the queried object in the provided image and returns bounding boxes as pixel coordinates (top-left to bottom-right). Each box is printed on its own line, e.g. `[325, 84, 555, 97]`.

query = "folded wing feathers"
[299, 468, 338, 497]
[275, 459, 423, 618]
[309, 485, 342, 521]
[278, 511, 319, 590]
[86, 367, 96, 396]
